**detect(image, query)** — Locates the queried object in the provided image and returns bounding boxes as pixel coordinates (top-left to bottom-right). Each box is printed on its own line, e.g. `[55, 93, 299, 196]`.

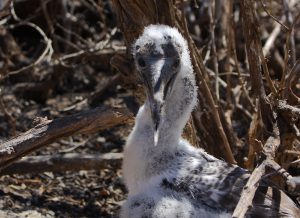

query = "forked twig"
[259, 0, 289, 31]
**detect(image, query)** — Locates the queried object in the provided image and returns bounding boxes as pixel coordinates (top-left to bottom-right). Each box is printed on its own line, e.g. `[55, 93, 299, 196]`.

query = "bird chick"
[121, 24, 300, 218]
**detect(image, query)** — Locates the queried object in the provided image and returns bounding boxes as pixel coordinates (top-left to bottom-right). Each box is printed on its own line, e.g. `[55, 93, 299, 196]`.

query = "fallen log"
[0, 153, 123, 175]
[0, 107, 133, 171]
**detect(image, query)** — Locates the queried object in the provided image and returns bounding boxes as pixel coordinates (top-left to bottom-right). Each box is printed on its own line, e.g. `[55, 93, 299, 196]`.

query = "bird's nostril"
[138, 58, 146, 68]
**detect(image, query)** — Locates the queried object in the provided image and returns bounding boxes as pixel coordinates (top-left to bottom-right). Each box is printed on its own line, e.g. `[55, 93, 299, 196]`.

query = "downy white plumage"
[121, 25, 300, 218]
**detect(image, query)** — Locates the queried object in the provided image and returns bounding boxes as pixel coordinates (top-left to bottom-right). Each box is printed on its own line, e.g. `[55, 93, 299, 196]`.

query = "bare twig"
[257, 37, 278, 97]
[232, 160, 266, 217]
[40, 0, 54, 34]
[233, 135, 280, 217]
[261, 0, 299, 56]
[240, 0, 274, 133]
[277, 99, 300, 116]
[259, 0, 289, 31]
[280, 11, 300, 90]
[228, 4, 255, 111]
[263, 24, 281, 56]
[2, 22, 53, 79]
[282, 0, 296, 65]
[285, 150, 300, 156]
[245, 109, 263, 170]
[255, 1, 279, 96]
[208, 1, 220, 100]
[224, 0, 233, 107]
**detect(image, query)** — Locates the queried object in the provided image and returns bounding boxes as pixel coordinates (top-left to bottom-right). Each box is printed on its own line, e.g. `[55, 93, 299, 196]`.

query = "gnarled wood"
[0, 107, 133, 171]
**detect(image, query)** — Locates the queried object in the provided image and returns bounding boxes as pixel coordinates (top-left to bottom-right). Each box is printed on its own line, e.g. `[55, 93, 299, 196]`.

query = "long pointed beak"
[148, 78, 168, 146]
[150, 98, 163, 131]
[149, 96, 164, 146]
[140, 57, 179, 146]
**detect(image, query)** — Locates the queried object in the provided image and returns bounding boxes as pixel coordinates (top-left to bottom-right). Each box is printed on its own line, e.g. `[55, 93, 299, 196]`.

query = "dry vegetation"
[0, 0, 300, 217]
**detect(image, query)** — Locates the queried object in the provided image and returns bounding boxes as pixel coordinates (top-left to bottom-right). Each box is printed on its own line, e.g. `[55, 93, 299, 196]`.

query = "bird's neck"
[122, 72, 196, 192]
[136, 74, 196, 154]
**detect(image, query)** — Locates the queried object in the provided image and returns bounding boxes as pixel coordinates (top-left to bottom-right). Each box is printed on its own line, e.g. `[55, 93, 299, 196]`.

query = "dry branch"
[58, 47, 126, 65]
[281, 7, 300, 89]
[233, 128, 299, 217]
[232, 135, 280, 217]
[232, 160, 266, 218]
[179, 3, 236, 164]
[262, 0, 298, 56]
[0, 153, 123, 175]
[240, 0, 274, 133]
[0, 107, 133, 171]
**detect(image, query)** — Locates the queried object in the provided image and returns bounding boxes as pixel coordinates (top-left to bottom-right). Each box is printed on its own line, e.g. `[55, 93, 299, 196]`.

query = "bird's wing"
[160, 158, 300, 217]
[160, 160, 248, 210]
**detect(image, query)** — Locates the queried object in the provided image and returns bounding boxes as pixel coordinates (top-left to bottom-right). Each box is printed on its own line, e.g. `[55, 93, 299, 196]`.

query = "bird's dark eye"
[138, 58, 146, 68]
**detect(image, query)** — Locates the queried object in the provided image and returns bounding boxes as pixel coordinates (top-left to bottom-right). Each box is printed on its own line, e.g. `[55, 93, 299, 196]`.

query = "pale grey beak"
[147, 72, 177, 146]
[149, 90, 164, 146]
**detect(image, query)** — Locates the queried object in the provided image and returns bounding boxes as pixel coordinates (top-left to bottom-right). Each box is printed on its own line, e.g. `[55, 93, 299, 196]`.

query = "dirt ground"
[0, 70, 134, 217]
